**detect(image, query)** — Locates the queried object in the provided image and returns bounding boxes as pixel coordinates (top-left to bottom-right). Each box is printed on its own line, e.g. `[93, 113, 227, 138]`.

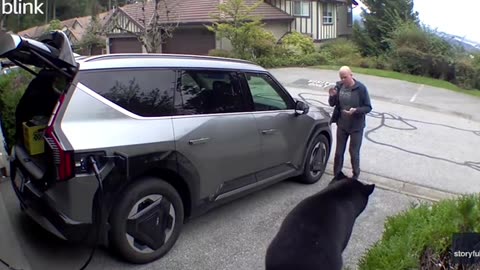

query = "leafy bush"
[391, 47, 427, 75]
[254, 52, 330, 68]
[280, 31, 315, 55]
[454, 60, 479, 90]
[208, 49, 236, 59]
[359, 194, 480, 270]
[254, 56, 292, 68]
[320, 38, 361, 59]
[385, 21, 461, 83]
[246, 26, 277, 59]
[0, 70, 31, 149]
[319, 39, 362, 66]
[208, 0, 276, 60]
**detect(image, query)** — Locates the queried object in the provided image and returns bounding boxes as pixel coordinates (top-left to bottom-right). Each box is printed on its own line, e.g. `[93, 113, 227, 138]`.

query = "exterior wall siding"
[216, 37, 233, 51]
[110, 12, 142, 34]
[216, 22, 289, 50]
[264, 21, 290, 40]
[319, 3, 336, 40]
[267, 0, 339, 41]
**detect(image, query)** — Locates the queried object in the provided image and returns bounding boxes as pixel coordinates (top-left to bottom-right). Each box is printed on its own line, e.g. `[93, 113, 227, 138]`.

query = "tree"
[78, 17, 105, 55]
[207, 0, 276, 60]
[78, 0, 105, 55]
[106, 0, 180, 53]
[47, 19, 62, 31]
[353, 0, 419, 56]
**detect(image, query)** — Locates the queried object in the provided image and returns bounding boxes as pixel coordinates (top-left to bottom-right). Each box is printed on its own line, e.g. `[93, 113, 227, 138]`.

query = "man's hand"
[343, 107, 357, 115]
[328, 87, 337, 96]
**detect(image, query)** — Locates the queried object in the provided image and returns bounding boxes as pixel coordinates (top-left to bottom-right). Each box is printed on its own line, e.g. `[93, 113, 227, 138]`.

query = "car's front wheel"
[297, 134, 330, 184]
[109, 177, 184, 264]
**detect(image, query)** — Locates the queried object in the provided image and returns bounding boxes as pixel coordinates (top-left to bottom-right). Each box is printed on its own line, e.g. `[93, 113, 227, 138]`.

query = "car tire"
[109, 177, 184, 264]
[297, 134, 330, 184]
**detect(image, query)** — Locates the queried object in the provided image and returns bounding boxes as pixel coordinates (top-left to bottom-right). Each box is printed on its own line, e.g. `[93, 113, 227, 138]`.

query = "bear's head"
[328, 175, 375, 217]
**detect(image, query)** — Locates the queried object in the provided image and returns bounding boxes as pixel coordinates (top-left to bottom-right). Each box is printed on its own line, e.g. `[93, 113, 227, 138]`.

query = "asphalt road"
[1, 67, 479, 270]
[0, 173, 422, 270]
[271, 68, 480, 195]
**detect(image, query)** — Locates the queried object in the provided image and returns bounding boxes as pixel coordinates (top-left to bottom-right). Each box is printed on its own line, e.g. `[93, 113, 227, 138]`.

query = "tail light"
[44, 94, 74, 181]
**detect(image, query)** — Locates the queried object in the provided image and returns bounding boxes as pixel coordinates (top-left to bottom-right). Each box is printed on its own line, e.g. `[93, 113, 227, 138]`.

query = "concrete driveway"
[1, 67, 479, 270]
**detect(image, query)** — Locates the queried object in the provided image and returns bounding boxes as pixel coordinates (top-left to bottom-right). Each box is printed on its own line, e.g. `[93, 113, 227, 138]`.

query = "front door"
[172, 70, 261, 200]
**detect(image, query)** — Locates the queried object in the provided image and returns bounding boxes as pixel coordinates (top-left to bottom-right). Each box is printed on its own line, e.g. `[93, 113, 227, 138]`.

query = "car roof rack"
[81, 53, 255, 65]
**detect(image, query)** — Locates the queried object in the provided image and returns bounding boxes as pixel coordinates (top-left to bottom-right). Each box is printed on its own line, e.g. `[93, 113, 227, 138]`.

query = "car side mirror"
[295, 100, 309, 115]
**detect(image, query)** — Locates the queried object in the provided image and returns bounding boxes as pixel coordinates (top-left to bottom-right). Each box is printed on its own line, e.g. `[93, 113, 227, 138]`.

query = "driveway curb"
[325, 163, 461, 202]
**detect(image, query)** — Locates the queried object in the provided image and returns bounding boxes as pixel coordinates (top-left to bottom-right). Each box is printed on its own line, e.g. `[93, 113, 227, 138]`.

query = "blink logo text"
[2, 0, 45, 15]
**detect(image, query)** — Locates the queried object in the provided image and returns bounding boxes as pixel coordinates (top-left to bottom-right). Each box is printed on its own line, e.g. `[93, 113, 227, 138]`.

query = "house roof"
[17, 12, 110, 42]
[116, 0, 293, 28]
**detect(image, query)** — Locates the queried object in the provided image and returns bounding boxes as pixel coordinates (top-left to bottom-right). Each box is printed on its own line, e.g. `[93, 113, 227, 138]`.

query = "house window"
[347, 6, 353, 26]
[293, 1, 310, 17]
[323, 3, 333, 24]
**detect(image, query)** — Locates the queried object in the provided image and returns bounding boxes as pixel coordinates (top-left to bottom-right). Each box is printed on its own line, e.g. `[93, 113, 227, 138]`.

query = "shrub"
[359, 194, 480, 270]
[454, 60, 478, 90]
[391, 47, 426, 75]
[208, 49, 236, 59]
[254, 56, 292, 68]
[253, 52, 330, 68]
[0, 70, 32, 149]
[280, 31, 315, 55]
[319, 38, 362, 61]
[248, 27, 277, 59]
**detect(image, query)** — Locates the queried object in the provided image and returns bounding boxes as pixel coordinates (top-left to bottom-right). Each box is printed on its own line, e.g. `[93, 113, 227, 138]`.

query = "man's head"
[339, 66, 355, 87]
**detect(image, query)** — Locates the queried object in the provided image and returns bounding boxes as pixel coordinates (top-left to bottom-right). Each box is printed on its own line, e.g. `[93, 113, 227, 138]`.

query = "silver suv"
[1, 31, 332, 264]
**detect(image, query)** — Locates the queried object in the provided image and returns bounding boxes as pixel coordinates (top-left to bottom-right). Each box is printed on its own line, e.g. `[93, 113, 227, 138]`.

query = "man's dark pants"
[333, 127, 364, 179]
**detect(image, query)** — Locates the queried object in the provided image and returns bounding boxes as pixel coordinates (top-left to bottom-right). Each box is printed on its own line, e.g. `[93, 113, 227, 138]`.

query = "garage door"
[109, 37, 143, 53]
[163, 28, 216, 55]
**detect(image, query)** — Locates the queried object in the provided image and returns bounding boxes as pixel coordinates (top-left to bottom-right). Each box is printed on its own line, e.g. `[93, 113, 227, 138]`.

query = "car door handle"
[188, 137, 210, 145]
[261, 129, 276, 135]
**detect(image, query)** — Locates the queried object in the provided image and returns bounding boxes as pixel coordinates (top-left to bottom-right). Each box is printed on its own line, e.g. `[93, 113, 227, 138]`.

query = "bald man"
[328, 66, 372, 180]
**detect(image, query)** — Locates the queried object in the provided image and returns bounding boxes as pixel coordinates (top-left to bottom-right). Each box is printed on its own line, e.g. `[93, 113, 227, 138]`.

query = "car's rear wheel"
[109, 177, 184, 264]
[297, 134, 330, 184]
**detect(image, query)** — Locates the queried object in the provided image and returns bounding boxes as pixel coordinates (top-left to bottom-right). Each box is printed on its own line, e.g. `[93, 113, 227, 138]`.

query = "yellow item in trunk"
[23, 120, 47, 155]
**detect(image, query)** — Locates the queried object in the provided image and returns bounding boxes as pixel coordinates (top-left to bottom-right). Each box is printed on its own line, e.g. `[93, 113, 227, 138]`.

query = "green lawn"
[315, 65, 480, 98]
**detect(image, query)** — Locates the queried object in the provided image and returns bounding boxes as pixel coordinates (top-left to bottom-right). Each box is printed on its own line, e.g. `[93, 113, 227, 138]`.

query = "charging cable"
[0, 258, 22, 270]
[79, 156, 104, 270]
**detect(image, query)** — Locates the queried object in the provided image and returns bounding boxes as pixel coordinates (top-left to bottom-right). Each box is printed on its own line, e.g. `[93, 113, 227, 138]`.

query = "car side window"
[77, 69, 176, 117]
[174, 70, 245, 115]
[244, 73, 292, 111]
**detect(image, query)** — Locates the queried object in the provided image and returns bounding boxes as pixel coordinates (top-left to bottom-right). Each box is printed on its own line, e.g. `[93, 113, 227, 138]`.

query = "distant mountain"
[434, 32, 480, 53]
[351, 11, 480, 53]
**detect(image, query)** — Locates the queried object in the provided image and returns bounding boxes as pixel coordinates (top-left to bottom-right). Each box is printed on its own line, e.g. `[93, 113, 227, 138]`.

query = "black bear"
[265, 176, 375, 270]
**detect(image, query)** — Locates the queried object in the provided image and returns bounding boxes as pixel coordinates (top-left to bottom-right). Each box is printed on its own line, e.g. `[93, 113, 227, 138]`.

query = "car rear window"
[77, 69, 176, 117]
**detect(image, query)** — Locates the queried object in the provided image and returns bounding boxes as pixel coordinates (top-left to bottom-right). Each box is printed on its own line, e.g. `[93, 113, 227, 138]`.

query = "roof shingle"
[118, 0, 293, 27]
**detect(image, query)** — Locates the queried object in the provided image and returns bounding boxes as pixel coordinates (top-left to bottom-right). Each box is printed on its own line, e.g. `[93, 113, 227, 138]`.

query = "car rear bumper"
[10, 165, 95, 244]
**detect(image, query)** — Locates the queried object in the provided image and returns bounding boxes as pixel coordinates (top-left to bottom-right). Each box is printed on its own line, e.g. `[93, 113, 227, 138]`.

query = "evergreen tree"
[353, 0, 419, 56]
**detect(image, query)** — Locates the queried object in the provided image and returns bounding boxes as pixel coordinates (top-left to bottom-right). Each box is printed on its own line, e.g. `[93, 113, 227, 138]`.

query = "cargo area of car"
[13, 68, 70, 189]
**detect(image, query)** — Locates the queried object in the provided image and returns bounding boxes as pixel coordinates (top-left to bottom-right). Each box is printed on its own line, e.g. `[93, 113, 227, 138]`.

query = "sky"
[354, 0, 480, 44]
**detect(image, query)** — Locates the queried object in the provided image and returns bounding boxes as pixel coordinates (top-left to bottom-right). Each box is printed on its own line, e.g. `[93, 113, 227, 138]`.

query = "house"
[104, 0, 354, 55]
[17, 12, 110, 55]
[266, 0, 354, 39]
